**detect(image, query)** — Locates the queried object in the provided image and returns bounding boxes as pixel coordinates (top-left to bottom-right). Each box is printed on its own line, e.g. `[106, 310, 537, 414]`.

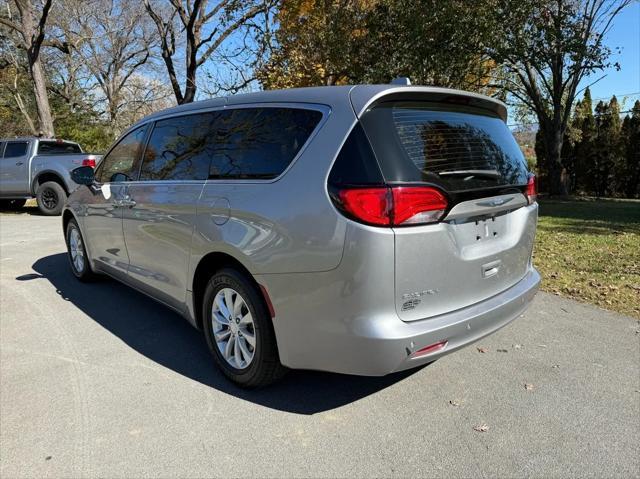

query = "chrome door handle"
[112, 198, 136, 208]
[15, 161, 23, 166]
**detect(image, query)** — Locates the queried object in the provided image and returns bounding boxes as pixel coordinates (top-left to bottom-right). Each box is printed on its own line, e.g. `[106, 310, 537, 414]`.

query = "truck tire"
[36, 181, 66, 216]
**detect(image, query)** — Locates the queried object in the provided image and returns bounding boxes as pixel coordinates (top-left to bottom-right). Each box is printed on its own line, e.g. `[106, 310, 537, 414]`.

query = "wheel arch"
[191, 251, 264, 330]
[32, 171, 69, 196]
[61, 208, 76, 236]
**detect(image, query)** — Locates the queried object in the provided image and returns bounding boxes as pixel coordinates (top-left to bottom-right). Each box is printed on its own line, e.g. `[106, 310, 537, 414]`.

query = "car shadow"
[19, 253, 423, 415]
[0, 205, 43, 216]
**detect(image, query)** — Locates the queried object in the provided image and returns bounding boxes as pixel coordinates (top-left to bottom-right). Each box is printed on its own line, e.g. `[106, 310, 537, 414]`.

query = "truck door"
[0, 141, 30, 195]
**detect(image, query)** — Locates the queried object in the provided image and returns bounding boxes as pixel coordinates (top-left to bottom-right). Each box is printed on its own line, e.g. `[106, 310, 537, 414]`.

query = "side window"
[209, 108, 322, 179]
[4, 142, 29, 158]
[140, 113, 215, 181]
[0, 142, 5, 157]
[96, 125, 149, 183]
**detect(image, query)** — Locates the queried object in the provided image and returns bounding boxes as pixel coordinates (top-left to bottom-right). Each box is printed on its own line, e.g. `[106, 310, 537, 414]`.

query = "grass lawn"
[535, 198, 640, 319]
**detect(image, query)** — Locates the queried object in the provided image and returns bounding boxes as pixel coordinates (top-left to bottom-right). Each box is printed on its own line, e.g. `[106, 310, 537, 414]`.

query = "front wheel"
[36, 181, 66, 216]
[203, 268, 286, 388]
[65, 219, 96, 282]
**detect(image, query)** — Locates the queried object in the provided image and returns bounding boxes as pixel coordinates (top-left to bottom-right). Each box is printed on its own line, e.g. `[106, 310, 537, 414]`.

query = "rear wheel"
[36, 181, 66, 216]
[203, 268, 286, 388]
[65, 219, 96, 282]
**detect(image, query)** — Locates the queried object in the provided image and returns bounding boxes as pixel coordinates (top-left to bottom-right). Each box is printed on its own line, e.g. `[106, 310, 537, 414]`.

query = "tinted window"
[361, 102, 529, 192]
[0, 142, 5, 157]
[96, 125, 149, 183]
[209, 108, 322, 179]
[4, 142, 28, 158]
[140, 113, 214, 181]
[328, 123, 384, 186]
[37, 141, 82, 155]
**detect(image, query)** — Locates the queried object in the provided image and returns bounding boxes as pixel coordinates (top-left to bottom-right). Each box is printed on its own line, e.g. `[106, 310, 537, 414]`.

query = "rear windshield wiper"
[438, 169, 502, 180]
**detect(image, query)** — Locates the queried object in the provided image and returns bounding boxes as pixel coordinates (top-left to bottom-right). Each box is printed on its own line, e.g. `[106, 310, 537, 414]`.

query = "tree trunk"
[29, 56, 54, 137]
[182, 81, 196, 104]
[181, 65, 197, 104]
[544, 126, 568, 196]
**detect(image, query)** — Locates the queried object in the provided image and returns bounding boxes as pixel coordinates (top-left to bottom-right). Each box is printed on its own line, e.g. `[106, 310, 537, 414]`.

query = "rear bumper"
[262, 267, 540, 376]
[385, 268, 540, 374]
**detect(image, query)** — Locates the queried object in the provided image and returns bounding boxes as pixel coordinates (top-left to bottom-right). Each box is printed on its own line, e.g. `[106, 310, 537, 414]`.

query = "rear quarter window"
[361, 102, 529, 192]
[209, 107, 322, 179]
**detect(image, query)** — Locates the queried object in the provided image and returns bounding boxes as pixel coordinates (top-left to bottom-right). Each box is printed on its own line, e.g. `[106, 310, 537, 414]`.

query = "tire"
[65, 218, 97, 282]
[0, 199, 26, 210]
[36, 181, 66, 216]
[203, 268, 286, 388]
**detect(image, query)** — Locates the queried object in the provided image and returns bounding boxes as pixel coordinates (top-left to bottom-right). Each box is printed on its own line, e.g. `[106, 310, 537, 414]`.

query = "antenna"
[391, 77, 412, 86]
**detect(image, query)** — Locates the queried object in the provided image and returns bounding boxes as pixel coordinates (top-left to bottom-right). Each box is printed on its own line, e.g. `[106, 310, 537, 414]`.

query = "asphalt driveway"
[1, 213, 638, 478]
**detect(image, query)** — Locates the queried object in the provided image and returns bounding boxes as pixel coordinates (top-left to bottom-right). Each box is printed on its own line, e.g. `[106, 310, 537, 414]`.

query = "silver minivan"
[63, 85, 540, 387]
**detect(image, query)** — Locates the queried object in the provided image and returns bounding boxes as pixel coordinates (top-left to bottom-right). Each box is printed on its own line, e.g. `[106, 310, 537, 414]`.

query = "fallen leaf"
[497, 348, 508, 353]
[477, 347, 488, 353]
[524, 383, 534, 391]
[551, 364, 560, 369]
[449, 399, 461, 407]
[45, 456, 52, 461]
[473, 424, 489, 432]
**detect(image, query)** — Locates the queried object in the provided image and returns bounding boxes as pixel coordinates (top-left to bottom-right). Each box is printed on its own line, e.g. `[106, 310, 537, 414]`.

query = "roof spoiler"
[350, 85, 508, 122]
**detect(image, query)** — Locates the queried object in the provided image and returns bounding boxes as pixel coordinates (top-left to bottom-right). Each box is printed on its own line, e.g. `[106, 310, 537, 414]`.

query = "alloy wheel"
[41, 188, 58, 210]
[69, 227, 85, 273]
[211, 288, 256, 369]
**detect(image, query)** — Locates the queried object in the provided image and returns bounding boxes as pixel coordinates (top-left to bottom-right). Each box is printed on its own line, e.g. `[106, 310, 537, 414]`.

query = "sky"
[583, 1, 640, 112]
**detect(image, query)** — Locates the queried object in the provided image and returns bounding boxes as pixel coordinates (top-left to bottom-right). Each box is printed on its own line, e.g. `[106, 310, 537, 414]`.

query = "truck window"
[37, 141, 82, 155]
[4, 142, 28, 158]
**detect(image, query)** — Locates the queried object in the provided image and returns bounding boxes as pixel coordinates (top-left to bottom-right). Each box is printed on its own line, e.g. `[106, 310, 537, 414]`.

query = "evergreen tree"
[561, 99, 582, 193]
[622, 101, 640, 197]
[573, 88, 596, 193]
[593, 97, 622, 196]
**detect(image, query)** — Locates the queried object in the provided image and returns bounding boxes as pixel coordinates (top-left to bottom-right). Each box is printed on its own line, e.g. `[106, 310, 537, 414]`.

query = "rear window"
[209, 107, 322, 179]
[37, 141, 82, 154]
[360, 102, 529, 192]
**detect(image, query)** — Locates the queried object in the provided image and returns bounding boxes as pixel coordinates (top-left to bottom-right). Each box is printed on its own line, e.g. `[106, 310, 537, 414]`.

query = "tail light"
[526, 175, 537, 204]
[82, 158, 96, 168]
[335, 185, 448, 227]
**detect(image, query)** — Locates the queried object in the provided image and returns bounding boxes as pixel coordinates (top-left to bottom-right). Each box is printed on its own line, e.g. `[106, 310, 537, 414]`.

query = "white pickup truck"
[0, 137, 101, 215]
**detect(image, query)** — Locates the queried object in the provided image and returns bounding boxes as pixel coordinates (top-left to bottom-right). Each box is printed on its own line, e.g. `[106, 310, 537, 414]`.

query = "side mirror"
[71, 166, 95, 185]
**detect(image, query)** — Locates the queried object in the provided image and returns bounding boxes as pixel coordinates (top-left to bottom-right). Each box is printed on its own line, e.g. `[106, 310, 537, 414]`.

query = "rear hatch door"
[359, 99, 537, 321]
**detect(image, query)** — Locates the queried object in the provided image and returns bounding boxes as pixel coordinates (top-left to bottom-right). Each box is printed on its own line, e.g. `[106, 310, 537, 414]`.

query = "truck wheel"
[0, 199, 26, 210]
[36, 181, 66, 216]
